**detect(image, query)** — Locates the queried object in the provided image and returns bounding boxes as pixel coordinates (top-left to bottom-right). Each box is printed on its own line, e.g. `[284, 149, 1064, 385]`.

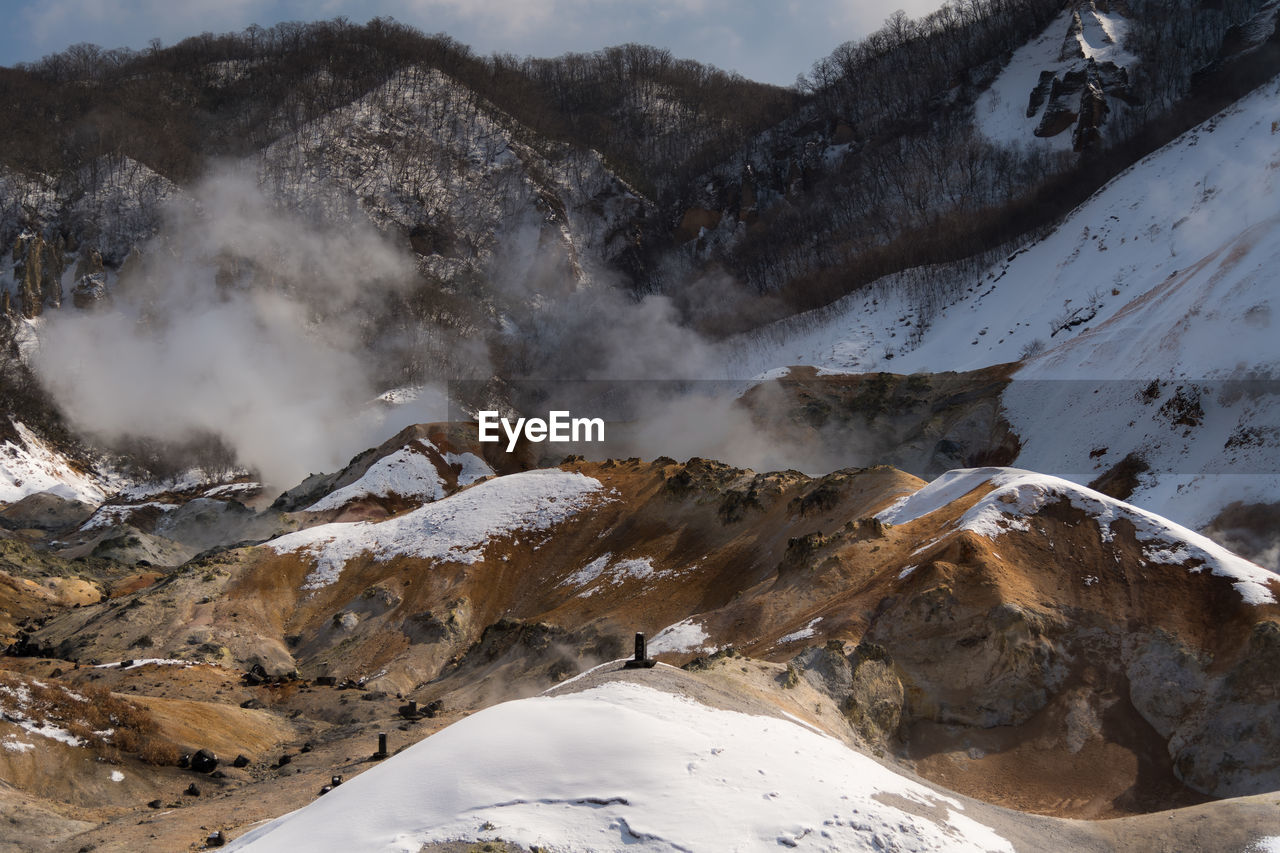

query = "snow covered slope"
[0, 421, 105, 505]
[268, 468, 608, 589]
[876, 467, 1278, 605]
[228, 680, 1014, 853]
[733, 74, 1280, 538]
[302, 438, 491, 512]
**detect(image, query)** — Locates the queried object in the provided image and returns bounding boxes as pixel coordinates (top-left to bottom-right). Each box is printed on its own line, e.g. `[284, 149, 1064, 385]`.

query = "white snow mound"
[227, 681, 1013, 853]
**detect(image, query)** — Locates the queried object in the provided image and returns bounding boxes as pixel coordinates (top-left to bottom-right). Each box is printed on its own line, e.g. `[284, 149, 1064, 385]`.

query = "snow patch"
[268, 469, 607, 589]
[304, 440, 493, 512]
[80, 501, 180, 532]
[649, 618, 716, 655]
[561, 553, 611, 588]
[93, 658, 195, 671]
[562, 554, 673, 596]
[777, 618, 822, 645]
[445, 451, 492, 486]
[612, 557, 655, 582]
[305, 442, 445, 511]
[203, 482, 262, 498]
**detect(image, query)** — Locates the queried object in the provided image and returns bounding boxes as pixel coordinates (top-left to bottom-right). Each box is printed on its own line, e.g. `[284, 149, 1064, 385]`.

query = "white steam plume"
[32, 165, 437, 491]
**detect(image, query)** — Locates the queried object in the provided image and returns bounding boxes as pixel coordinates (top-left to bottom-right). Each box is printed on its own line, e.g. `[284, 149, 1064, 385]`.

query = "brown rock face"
[11, 232, 69, 317]
[14, 232, 45, 318]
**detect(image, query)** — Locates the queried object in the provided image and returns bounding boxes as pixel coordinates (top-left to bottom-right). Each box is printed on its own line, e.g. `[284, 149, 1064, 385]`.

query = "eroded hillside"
[3, 427, 1278, 848]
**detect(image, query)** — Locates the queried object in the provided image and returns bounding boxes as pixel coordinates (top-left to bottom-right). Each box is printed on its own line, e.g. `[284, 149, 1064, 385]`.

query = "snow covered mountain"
[2, 6, 1280, 850]
[733, 71, 1280, 566]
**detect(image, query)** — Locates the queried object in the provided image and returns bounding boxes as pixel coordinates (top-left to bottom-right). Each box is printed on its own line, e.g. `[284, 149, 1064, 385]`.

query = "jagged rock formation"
[11, 231, 67, 317]
[1033, 57, 1133, 150]
[1014, 6, 1139, 151]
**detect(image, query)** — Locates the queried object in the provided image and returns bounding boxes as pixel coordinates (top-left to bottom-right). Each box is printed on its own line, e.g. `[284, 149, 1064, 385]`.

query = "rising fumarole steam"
[31, 166, 432, 490]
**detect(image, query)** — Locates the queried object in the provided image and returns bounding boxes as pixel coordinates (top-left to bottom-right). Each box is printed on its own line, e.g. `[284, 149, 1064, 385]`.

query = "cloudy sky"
[0, 0, 948, 86]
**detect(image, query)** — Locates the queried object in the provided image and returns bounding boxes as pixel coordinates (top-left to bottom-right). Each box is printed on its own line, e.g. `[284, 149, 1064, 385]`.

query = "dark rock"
[1060, 10, 1086, 60]
[206, 830, 226, 847]
[240, 698, 266, 710]
[147, 799, 163, 809]
[1035, 69, 1087, 137]
[315, 675, 337, 687]
[0, 492, 96, 532]
[1072, 77, 1109, 150]
[240, 662, 270, 686]
[1094, 60, 1135, 102]
[184, 783, 201, 797]
[232, 754, 250, 768]
[190, 748, 218, 774]
[1027, 69, 1056, 117]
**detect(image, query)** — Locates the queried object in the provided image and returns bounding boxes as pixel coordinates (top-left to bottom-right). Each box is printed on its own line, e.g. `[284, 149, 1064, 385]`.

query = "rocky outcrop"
[0, 492, 96, 531]
[72, 248, 104, 282]
[1073, 75, 1110, 149]
[71, 273, 109, 310]
[1034, 59, 1133, 150]
[1035, 69, 1089, 138]
[1060, 10, 1089, 61]
[1127, 623, 1280, 798]
[11, 231, 70, 317]
[842, 641, 905, 748]
[868, 590, 1069, 728]
[1027, 70, 1057, 117]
